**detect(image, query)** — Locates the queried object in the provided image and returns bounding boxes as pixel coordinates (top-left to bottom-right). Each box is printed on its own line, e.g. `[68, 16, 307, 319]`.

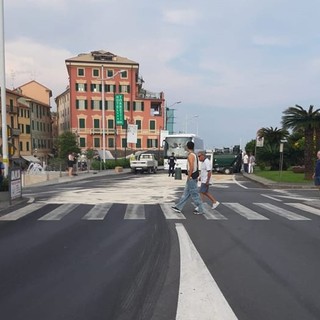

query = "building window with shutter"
[78, 68, 85, 77]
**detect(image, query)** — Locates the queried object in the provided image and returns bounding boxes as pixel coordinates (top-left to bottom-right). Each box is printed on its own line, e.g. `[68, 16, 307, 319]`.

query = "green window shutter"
[76, 100, 79, 109]
[91, 100, 94, 109]
[85, 100, 88, 109]
[127, 85, 130, 93]
[133, 102, 136, 111]
[76, 83, 79, 91]
[84, 84, 87, 91]
[100, 100, 102, 110]
[141, 102, 144, 111]
[94, 119, 100, 128]
[150, 120, 155, 130]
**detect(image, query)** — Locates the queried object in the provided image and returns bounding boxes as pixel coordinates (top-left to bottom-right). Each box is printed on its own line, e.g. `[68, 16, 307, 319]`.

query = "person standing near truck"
[197, 151, 220, 209]
[167, 152, 176, 177]
[313, 150, 320, 189]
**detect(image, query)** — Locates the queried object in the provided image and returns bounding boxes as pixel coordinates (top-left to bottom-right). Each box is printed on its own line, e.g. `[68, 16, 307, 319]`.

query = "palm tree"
[282, 105, 320, 179]
[257, 126, 288, 144]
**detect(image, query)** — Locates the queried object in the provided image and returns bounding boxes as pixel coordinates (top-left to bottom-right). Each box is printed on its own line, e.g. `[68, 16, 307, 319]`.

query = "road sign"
[114, 94, 124, 126]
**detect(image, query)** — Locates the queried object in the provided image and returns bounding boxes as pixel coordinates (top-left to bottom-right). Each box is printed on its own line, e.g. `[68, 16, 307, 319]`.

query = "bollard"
[175, 167, 182, 180]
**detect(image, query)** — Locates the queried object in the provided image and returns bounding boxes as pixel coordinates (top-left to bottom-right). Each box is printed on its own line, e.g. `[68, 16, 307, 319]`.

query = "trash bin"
[175, 167, 182, 180]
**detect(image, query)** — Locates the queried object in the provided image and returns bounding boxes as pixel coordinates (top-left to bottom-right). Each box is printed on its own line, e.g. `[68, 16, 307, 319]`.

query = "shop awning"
[21, 155, 41, 163]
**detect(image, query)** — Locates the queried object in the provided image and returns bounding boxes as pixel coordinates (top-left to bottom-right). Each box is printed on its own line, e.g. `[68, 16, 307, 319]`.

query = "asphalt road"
[1, 172, 320, 320]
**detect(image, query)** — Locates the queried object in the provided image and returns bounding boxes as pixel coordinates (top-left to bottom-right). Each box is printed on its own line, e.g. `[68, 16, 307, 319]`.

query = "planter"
[115, 166, 123, 173]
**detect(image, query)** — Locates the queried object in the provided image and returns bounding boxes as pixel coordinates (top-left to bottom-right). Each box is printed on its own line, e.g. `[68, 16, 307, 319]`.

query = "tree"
[282, 105, 320, 179]
[57, 132, 81, 160]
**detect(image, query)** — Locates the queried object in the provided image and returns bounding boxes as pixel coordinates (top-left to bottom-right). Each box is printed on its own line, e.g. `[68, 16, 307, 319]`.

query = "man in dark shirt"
[168, 152, 176, 177]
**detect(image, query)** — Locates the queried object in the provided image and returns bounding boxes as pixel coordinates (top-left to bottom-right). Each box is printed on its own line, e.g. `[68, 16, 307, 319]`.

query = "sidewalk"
[241, 172, 315, 189]
[0, 168, 132, 212]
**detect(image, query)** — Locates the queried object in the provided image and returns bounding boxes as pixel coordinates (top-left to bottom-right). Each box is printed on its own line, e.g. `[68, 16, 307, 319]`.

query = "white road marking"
[285, 203, 320, 217]
[0, 203, 44, 221]
[223, 203, 269, 220]
[38, 204, 78, 220]
[175, 223, 238, 320]
[261, 194, 282, 202]
[232, 175, 248, 189]
[254, 203, 310, 220]
[160, 203, 186, 219]
[82, 204, 112, 220]
[203, 203, 227, 220]
[124, 204, 145, 219]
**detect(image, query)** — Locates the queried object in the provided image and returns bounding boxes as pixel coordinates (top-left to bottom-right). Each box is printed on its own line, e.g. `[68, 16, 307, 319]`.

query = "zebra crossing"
[1, 201, 320, 222]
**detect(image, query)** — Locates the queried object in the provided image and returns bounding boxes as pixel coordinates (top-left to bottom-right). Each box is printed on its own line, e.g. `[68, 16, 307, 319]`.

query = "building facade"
[59, 50, 165, 157]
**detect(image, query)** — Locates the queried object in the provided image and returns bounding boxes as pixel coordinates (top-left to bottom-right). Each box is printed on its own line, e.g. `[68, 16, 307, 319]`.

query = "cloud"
[252, 35, 293, 47]
[162, 9, 201, 26]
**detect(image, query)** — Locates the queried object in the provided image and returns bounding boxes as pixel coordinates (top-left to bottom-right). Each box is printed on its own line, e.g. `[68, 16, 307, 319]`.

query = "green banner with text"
[114, 94, 124, 126]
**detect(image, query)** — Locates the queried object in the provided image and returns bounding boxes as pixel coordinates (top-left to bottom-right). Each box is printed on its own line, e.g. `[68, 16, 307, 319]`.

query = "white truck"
[130, 153, 158, 174]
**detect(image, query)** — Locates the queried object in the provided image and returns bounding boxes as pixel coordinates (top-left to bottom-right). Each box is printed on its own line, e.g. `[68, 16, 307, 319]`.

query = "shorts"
[314, 176, 320, 186]
[199, 183, 209, 193]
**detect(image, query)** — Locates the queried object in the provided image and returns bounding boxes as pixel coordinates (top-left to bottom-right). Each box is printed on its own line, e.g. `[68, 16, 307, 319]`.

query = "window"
[94, 119, 100, 128]
[106, 84, 115, 93]
[26, 125, 30, 134]
[108, 137, 114, 148]
[124, 101, 130, 111]
[108, 119, 114, 129]
[107, 70, 113, 77]
[79, 137, 86, 148]
[120, 71, 128, 78]
[119, 85, 130, 93]
[136, 139, 141, 148]
[78, 68, 85, 76]
[20, 141, 23, 152]
[76, 99, 88, 110]
[106, 100, 114, 111]
[150, 120, 156, 131]
[91, 84, 101, 92]
[26, 141, 30, 151]
[133, 101, 144, 111]
[91, 100, 101, 110]
[92, 69, 100, 77]
[76, 83, 87, 92]
[79, 118, 85, 128]
[147, 139, 158, 148]
[122, 138, 127, 148]
[94, 137, 100, 148]
[136, 119, 142, 130]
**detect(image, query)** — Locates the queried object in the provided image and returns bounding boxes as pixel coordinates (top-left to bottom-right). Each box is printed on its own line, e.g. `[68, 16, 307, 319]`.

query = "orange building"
[60, 50, 165, 157]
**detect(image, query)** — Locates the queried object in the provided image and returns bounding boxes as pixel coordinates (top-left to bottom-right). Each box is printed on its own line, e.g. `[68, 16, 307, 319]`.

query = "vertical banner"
[127, 124, 138, 143]
[114, 94, 124, 125]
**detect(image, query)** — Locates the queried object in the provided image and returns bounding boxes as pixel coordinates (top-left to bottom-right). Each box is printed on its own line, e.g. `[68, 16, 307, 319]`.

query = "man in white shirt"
[197, 151, 220, 209]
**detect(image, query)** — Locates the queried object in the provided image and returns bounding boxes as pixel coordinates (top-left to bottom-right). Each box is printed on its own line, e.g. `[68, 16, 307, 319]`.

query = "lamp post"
[185, 114, 199, 135]
[101, 67, 125, 164]
[165, 101, 181, 133]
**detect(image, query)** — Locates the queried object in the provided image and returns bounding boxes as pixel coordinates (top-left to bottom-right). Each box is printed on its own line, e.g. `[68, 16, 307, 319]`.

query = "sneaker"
[212, 201, 220, 209]
[195, 206, 199, 211]
[171, 206, 182, 213]
[193, 209, 204, 215]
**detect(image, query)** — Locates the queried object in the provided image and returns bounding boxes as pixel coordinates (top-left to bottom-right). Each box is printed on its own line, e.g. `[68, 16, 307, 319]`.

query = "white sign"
[127, 124, 138, 143]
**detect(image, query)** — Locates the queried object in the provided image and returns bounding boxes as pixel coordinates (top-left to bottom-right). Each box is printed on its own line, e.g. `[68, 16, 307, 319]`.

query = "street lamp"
[101, 67, 125, 163]
[185, 114, 199, 135]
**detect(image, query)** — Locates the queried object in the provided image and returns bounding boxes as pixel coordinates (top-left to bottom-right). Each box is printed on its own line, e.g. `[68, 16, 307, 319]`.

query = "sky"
[3, 0, 320, 150]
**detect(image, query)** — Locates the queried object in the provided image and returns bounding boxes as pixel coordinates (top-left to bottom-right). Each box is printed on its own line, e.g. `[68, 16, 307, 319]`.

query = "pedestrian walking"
[197, 151, 220, 209]
[313, 150, 320, 192]
[171, 141, 204, 215]
[67, 152, 75, 177]
[248, 153, 256, 174]
[167, 152, 177, 177]
[0, 160, 4, 187]
[242, 152, 249, 173]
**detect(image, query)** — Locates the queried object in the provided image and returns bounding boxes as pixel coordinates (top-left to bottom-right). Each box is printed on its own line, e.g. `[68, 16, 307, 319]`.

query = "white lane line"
[261, 194, 282, 202]
[124, 204, 145, 220]
[203, 203, 227, 220]
[223, 203, 269, 220]
[175, 223, 238, 320]
[0, 203, 45, 221]
[285, 203, 320, 217]
[160, 203, 186, 219]
[39, 204, 78, 220]
[233, 175, 248, 189]
[254, 203, 310, 221]
[82, 204, 112, 220]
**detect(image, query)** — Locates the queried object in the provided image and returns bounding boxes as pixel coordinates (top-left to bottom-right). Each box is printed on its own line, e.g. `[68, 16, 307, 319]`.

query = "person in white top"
[248, 153, 256, 174]
[197, 151, 220, 209]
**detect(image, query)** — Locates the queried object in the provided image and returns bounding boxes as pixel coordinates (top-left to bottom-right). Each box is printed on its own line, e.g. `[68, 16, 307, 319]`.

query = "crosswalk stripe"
[285, 203, 320, 217]
[160, 203, 186, 219]
[223, 203, 269, 220]
[0, 203, 45, 221]
[82, 204, 112, 220]
[203, 204, 227, 220]
[124, 204, 145, 220]
[38, 204, 79, 220]
[254, 203, 310, 220]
